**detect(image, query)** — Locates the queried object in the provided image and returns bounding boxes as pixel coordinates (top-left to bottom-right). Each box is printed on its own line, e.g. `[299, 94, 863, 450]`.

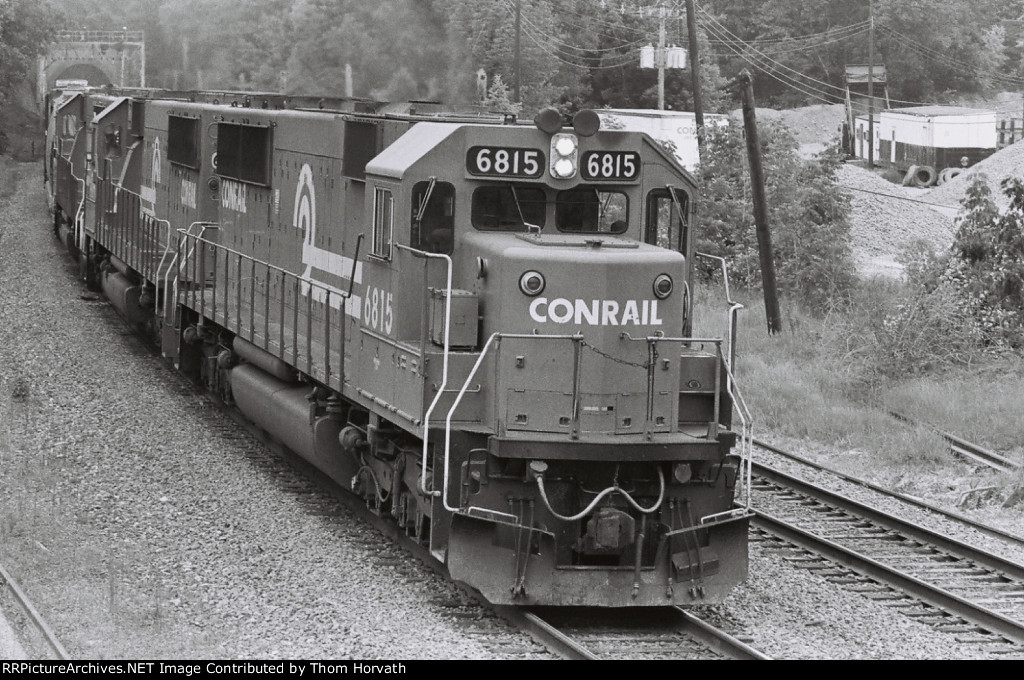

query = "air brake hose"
[533, 466, 666, 522]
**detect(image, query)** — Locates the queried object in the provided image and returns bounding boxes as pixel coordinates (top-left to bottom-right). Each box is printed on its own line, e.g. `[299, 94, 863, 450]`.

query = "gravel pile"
[0, 163, 550, 660]
[837, 162, 958, 277]
[764, 102, 1024, 278]
[928, 140, 1024, 211]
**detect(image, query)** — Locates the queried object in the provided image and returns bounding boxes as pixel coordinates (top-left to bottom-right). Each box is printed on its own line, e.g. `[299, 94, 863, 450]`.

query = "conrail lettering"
[529, 297, 663, 326]
[221, 179, 248, 213]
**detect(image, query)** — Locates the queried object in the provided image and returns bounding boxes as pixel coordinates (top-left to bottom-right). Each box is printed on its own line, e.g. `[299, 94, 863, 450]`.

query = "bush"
[903, 174, 1024, 350]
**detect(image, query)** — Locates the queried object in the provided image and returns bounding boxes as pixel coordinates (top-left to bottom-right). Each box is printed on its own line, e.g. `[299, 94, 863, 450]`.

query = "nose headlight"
[550, 133, 579, 179]
[653, 274, 673, 299]
[519, 270, 546, 296]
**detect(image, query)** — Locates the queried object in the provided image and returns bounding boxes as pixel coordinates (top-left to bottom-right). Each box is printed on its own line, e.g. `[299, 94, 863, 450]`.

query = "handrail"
[71, 171, 86, 253]
[437, 331, 581, 511]
[97, 177, 172, 316]
[694, 251, 753, 508]
[695, 251, 742, 377]
[174, 228, 361, 390]
[392, 243, 454, 499]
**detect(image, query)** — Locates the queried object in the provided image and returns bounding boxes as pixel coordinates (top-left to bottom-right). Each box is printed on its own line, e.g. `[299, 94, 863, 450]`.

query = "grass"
[692, 278, 1024, 505]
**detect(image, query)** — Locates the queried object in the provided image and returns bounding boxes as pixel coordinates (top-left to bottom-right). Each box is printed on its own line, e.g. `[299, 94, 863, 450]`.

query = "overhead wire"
[695, 6, 848, 105]
[499, 0, 1024, 110]
[499, 0, 650, 69]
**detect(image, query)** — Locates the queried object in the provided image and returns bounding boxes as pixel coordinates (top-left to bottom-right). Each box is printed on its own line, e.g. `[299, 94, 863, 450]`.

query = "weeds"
[693, 274, 1023, 501]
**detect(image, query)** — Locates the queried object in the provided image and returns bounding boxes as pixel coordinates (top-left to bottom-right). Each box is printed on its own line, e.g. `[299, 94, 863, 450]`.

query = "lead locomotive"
[45, 85, 752, 606]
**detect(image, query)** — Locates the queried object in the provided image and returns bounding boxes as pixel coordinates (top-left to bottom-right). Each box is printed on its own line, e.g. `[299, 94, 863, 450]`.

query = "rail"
[0, 564, 69, 660]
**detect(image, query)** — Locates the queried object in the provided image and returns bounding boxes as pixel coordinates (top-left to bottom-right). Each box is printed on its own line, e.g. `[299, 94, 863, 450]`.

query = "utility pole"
[684, 0, 705, 151]
[735, 70, 782, 335]
[867, 0, 874, 168]
[514, 0, 521, 102]
[657, 5, 666, 110]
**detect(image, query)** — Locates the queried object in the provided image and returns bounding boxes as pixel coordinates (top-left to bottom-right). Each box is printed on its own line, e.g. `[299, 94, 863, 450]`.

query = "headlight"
[549, 133, 578, 179]
[653, 274, 673, 299]
[519, 270, 546, 296]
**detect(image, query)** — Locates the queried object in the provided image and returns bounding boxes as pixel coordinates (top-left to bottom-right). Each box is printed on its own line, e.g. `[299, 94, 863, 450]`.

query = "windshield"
[471, 185, 546, 231]
[556, 187, 628, 233]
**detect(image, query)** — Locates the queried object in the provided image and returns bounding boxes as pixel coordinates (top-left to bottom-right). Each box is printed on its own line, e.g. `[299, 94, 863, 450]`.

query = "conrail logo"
[293, 162, 363, 320]
[529, 297, 663, 326]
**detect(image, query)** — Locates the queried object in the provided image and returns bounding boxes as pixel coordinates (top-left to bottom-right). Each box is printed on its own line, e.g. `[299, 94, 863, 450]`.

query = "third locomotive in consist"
[46, 86, 752, 607]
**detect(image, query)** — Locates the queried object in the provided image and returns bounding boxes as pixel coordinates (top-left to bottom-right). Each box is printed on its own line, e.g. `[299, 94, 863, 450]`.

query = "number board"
[467, 146, 544, 178]
[581, 151, 640, 181]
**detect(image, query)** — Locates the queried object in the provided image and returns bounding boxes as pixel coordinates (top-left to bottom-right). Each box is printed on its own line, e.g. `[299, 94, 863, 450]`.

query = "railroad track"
[888, 411, 1021, 472]
[0, 564, 69, 660]
[754, 438, 1024, 546]
[521, 606, 770, 660]
[750, 460, 1024, 653]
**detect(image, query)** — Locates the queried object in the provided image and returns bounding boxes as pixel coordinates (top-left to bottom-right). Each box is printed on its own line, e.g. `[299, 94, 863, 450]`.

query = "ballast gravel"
[1, 159, 1021, 659]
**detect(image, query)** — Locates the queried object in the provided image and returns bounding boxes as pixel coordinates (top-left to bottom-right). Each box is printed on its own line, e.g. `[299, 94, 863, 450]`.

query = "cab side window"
[411, 181, 455, 254]
[645, 189, 688, 252]
[372, 187, 394, 260]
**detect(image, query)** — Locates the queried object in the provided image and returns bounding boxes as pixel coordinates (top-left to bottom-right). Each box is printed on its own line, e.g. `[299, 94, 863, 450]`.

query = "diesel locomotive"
[44, 84, 752, 607]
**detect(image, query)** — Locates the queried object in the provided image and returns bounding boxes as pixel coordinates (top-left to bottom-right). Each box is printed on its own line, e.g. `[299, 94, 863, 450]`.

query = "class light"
[519, 270, 546, 296]
[550, 133, 579, 179]
[653, 274, 673, 299]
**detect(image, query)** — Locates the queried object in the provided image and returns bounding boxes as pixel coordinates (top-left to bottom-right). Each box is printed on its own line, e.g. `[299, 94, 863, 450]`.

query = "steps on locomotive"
[678, 349, 731, 437]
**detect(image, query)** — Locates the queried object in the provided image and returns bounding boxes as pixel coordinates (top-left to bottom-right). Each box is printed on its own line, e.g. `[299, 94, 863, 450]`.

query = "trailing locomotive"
[44, 85, 752, 607]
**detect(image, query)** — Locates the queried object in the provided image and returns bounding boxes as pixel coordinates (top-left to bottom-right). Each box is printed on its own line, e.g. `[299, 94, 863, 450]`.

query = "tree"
[937, 176, 1024, 347]
[696, 119, 856, 312]
[0, 0, 57, 105]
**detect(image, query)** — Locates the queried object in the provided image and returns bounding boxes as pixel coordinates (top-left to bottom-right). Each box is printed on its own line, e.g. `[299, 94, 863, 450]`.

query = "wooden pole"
[737, 70, 782, 335]
[514, 0, 521, 102]
[657, 6, 666, 110]
[685, 0, 705, 151]
[867, 0, 875, 168]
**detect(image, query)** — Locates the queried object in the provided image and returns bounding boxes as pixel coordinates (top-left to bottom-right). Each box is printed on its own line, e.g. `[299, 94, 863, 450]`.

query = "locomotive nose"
[502, 242, 684, 336]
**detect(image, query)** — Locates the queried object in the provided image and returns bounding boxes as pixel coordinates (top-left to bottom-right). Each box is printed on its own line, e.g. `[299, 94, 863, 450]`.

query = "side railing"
[174, 230, 361, 391]
[393, 244, 456, 501]
[95, 177, 172, 284]
[695, 251, 753, 512]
